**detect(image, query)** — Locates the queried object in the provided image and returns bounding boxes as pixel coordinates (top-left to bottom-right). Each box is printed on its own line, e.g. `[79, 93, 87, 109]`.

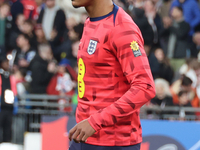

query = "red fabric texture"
[21, 0, 37, 19]
[76, 6, 155, 146]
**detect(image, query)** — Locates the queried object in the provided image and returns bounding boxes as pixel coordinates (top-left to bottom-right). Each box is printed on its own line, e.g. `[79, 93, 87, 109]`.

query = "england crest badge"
[87, 40, 97, 55]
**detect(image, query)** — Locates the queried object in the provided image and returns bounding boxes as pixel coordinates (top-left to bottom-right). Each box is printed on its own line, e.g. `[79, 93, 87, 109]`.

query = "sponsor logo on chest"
[87, 40, 98, 55]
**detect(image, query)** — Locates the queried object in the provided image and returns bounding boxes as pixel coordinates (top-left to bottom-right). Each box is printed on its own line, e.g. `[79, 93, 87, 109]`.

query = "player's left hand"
[69, 119, 96, 143]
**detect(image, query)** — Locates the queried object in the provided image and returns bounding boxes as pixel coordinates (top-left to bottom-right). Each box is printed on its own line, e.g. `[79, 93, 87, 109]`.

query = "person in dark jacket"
[149, 78, 174, 119]
[10, 0, 24, 25]
[161, 6, 190, 72]
[144, 0, 164, 47]
[191, 32, 200, 57]
[133, 8, 154, 46]
[54, 22, 84, 63]
[151, 78, 174, 107]
[14, 33, 36, 69]
[144, 44, 160, 79]
[171, 0, 200, 36]
[37, 0, 66, 49]
[154, 47, 174, 84]
[29, 43, 57, 94]
[22, 19, 38, 50]
[0, 55, 18, 143]
[9, 13, 25, 50]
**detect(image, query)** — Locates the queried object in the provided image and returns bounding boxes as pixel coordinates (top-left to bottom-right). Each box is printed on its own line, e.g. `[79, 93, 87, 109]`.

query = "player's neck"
[85, 0, 114, 18]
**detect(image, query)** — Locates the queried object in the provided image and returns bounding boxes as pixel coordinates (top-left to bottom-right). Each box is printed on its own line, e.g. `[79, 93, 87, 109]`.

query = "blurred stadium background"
[0, 0, 200, 150]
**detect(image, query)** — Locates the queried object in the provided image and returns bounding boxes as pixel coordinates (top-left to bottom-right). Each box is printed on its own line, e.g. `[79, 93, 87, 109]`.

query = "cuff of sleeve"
[87, 115, 102, 132]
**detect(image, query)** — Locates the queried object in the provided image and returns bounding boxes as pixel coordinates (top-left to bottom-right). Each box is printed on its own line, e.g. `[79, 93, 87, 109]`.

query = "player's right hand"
[68, 119, 96, 143]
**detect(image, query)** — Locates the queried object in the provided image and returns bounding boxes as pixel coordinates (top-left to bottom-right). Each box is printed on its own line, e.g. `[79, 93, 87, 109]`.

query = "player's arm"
[87, 22, 156, 131]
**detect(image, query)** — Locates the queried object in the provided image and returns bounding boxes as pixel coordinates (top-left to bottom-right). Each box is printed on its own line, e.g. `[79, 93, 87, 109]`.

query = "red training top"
[76, 3, 155, 146]
[21, 0, 37, 20]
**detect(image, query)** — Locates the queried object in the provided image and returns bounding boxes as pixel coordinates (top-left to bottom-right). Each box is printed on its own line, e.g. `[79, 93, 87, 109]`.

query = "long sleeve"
[87, 22, 155, 131]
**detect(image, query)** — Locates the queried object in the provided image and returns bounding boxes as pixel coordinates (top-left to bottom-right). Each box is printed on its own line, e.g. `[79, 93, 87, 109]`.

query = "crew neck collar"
[89, 3, 119, 22]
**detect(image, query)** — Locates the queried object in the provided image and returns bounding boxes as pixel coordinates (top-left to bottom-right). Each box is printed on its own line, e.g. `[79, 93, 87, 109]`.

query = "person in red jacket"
[47, 58, 77, 112]
[68, 0, 155, 150]
[20, 0, 37, 19]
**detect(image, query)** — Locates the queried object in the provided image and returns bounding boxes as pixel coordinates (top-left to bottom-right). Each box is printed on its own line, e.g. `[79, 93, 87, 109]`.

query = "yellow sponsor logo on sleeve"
[130, 41, 139, 51]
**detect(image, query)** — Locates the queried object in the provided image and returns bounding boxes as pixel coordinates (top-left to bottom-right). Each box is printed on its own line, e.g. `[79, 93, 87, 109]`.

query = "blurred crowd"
[0, 0, 200, 118]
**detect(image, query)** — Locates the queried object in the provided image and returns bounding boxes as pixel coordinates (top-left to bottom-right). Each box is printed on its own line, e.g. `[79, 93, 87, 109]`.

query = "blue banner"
[141, 120, 200, 150]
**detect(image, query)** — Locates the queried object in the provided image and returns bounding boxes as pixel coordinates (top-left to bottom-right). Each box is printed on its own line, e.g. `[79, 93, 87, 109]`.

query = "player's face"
[71, 0, 92, 8]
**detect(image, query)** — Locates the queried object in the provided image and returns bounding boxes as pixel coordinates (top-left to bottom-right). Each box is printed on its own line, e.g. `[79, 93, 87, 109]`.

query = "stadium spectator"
[13, 68, 29, 97]
[10, 0, 24, 24]
[0, 2, 12, 53]
[193, 61, 200, 101]
[151, 78, 174, 107]
[154, 47, 174, 84]
[161, 6, 190, 72]
[176, 91, 193, 107]
[47, 58, 77, 112]
[144, 44, 160, 79]
[170, 75, 199, 107]
[158, 0, 172, 18]
[68, 23, 83, 64]
[0, 54, 18, 143]
[68, 23, 83, 42]
[159, 0, 172, 50]
[171, 90, 195, 120]
[37, 0, 66, 49]
[133, 7, 154, 45]
[47, 58, 76, 95]
[179, 58, 198, 88]
[54, 22, 84, 63]
[14, 34, 36, 69]
[9, 13, 25, 49]
[187, 31, 200, 58]
[14, 13, 25, 32]
[35, 24, 47, 45]
[29, 44, 56, 94]
[171, 0, 200, 36]
[21, 19, 37, 49]
[126, 0, 145, 20]
[20, 0, 37, 20]
[66, 17, 78, 32]
[70, 40, 80, 68]
[144, 0, 163, 46]
[35, 0, 45, 20]
[148, 78, 174, 119]
[193, 32, 200, 57]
